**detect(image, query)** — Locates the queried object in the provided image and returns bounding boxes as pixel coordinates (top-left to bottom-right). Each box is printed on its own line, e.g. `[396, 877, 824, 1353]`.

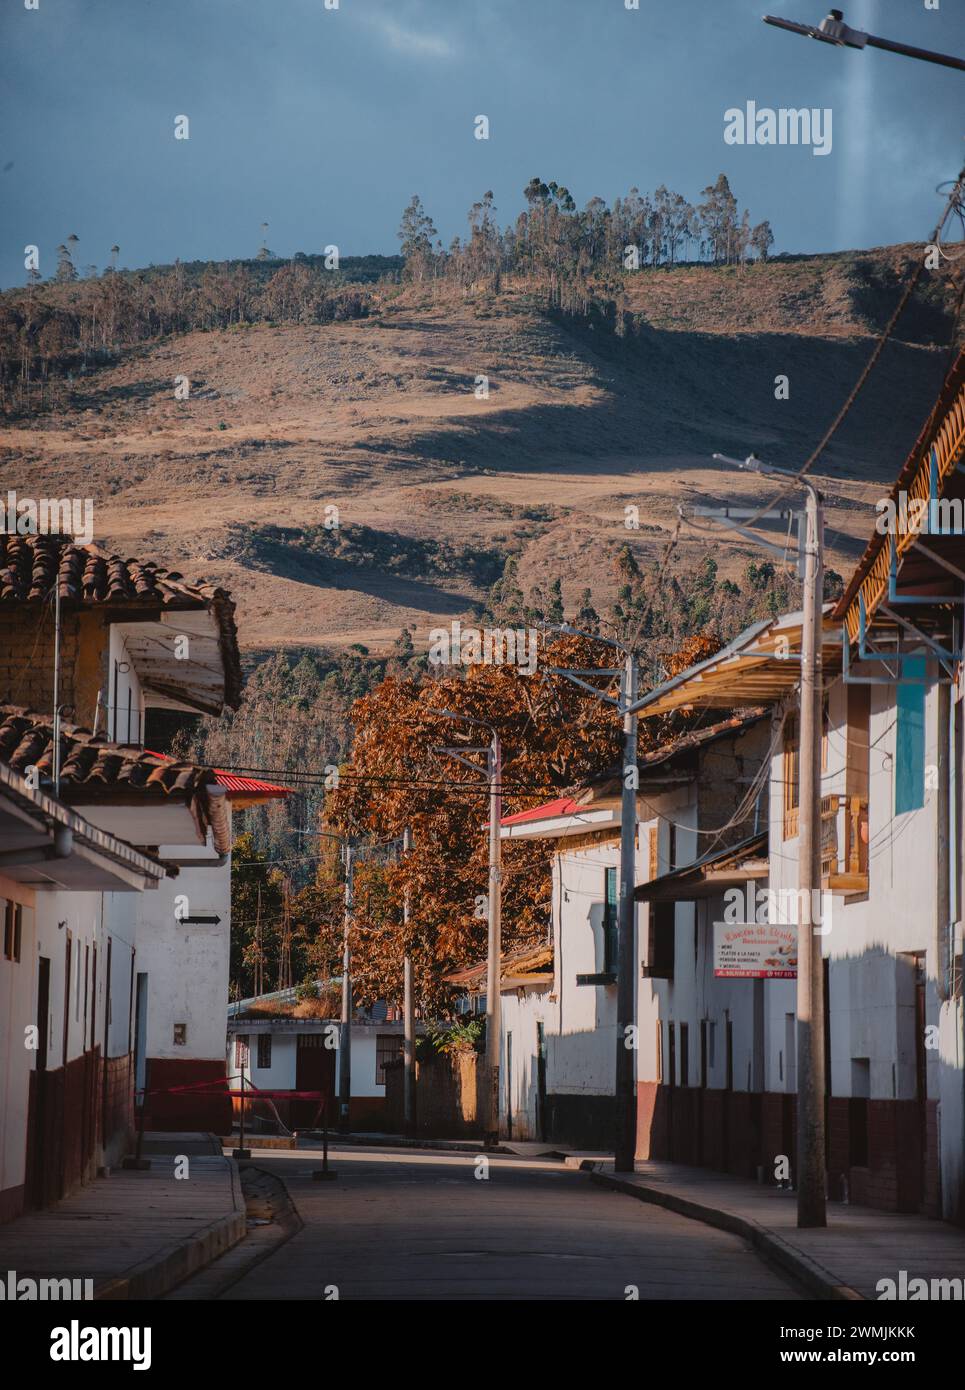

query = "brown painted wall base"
[145, 1058, 232, 1135]
[5, 1049, 134, 1223]
[637, 1085, 945, 1220]
[0, 1183, 25, 1224]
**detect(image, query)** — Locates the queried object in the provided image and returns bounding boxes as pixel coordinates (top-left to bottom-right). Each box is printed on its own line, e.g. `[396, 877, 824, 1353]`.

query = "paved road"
[218, 1146, 803, 1301]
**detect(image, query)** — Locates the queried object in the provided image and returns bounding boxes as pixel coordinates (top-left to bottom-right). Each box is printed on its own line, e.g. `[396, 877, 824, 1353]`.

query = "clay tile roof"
[0, 705, 214, 801]
[0, 535, 242, 709]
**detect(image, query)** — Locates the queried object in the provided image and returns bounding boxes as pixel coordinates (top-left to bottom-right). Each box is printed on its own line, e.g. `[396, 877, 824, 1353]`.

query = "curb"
[590, 1170, 865, 1302]
[95, 1158, 247, 1301]
[298, 1133, 515, 1156]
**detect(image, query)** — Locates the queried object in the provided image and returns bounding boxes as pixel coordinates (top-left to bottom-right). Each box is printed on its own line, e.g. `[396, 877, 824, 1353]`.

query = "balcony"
[820, 794, 869, 894]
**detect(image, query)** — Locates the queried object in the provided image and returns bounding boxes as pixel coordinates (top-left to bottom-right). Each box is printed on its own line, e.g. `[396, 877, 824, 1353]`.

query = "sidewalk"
[590, 1160, 965, 1300]
[0, 1133, 245, 1300]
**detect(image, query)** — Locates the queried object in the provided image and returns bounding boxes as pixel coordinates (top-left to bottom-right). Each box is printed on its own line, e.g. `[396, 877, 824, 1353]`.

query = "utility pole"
[796, 481, 827, 1227]
[402, 826, 416, 1137]
[545, 627, 639, 1171]
[338, 840, 354, 1133]
[485, 729, 502, 1146]
[699, 454, 827, 1226]
[614, 650, 639, 1172]
[429, 709, 502, 1144]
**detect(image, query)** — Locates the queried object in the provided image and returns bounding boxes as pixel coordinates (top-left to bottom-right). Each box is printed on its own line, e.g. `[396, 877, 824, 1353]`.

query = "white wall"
[135, 844, 232, 1064]
[225, 1022, 402, 1099]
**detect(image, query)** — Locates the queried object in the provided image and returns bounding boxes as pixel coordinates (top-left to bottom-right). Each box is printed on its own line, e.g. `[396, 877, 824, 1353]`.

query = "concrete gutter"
[590, 1169, 864, 1301]
[96, 1156, 246, 1301]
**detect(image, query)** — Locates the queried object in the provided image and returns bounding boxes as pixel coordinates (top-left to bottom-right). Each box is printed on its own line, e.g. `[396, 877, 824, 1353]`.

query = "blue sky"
[1, 0, 962, 286]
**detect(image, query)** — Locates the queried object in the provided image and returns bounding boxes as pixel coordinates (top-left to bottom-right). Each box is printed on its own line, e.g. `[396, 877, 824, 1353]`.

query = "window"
[603, 867, 618, 974]
[679, 1022, 689, 1086]
[896, 656, 926, 814]
[783, 715, 799, 839]
[235, 1035, 249, 1069]
[376, 1034, 403, 1084]
[173, 1023, 187, 1046]
[257, 1034, 272, 1069]
[3, 902, 22, 962]
[643, 901, 675, 979]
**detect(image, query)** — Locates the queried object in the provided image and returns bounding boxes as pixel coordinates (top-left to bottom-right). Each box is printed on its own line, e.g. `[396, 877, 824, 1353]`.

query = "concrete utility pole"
[796, 480, 827, 1228]
[402, 826, 415, 1137]
[545, 627, 639, 1171]
[614, 650, 639, 1173]
[338, 840, 354, 1133]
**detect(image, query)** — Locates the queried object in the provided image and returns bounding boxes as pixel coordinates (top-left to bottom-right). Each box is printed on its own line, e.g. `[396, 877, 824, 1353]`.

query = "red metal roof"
[500, 796, 582, 827]
[144, 752, 290, 798]
[213, 770, 291, 797]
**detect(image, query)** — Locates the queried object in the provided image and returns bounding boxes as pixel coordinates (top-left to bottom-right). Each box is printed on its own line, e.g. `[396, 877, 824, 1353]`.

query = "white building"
[225, 1002, 414, 1133]
[448, 712, 771, 1151]
[0, 537, 256, 1220]
[625, 347, 965, 1221]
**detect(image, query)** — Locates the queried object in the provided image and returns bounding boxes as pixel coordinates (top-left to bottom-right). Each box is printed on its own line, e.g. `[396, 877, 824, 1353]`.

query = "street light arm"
[545, 621, 630, 654]
[764, 11, 965, 71]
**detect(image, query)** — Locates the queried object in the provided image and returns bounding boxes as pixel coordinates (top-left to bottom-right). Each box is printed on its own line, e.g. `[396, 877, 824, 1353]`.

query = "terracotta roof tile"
[0, 535, 242, 708]
[0, 706, 214, 800]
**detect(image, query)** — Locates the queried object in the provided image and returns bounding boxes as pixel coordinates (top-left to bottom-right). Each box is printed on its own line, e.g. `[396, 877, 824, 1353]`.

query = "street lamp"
[543, 624, 639, 1173]
[708, 453, 828, 1229]
[426, 707, 503, 1146]
[763, 9, 965, 71]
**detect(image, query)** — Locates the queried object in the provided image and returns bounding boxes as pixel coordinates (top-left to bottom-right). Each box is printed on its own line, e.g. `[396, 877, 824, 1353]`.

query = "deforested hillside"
[0, 241, 960, 656]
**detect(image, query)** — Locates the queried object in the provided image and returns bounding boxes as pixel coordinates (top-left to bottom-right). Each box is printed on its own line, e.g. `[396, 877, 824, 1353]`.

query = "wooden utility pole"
[796, 482, 827, 1227]
[485, 731, 502, 1145]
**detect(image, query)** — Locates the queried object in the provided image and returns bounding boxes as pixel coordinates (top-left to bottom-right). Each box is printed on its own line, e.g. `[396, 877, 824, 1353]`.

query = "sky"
[1, 0, 963, 287]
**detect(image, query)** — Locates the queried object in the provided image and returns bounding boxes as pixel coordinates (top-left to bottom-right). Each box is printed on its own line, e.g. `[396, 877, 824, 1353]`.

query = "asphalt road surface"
[216, 1146, 803, 1301]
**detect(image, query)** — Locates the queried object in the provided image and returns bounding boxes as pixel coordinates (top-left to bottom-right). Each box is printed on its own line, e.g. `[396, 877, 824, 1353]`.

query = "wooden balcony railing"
[821, 794, 869, 892]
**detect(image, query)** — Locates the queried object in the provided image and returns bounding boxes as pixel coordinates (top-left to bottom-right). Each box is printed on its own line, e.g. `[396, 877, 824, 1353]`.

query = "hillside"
[1, 245, 960, 657]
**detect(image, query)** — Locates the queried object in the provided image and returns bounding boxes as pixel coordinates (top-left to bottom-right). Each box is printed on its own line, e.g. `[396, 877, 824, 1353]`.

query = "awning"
[635, 832, 768, 902]
[0, 763, 170, 891]
[628, 611, 841, 718]
[835, 348, 965, 646]
[444, 944, 554, 992]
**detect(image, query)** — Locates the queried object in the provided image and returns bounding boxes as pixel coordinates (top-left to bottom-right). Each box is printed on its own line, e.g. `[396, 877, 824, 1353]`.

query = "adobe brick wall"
[0, 607, 107, 725]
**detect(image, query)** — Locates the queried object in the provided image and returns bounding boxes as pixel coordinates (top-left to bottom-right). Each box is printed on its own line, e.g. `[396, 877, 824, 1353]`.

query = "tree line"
[0, 252, 377, 413]
[399, 173, 775, 305]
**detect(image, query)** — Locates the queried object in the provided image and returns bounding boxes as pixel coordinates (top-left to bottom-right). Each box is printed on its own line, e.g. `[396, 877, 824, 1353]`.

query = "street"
[214, 1147, 802, 1301]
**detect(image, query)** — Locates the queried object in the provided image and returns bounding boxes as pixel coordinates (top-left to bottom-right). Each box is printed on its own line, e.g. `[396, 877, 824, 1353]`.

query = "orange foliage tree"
[323, 631, 720, 1015]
